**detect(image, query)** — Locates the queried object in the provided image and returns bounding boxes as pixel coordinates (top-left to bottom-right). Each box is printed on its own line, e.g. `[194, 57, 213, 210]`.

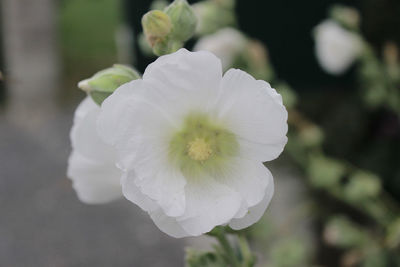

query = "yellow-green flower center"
[187, 137, 213, 161]
[168, 113, 238, 176]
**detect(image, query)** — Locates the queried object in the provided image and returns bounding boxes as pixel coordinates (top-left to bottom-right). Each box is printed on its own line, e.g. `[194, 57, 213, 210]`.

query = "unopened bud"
[142, 10, 172, 47]
[165, 0, 197, 42]
[78, 64, 140, 105]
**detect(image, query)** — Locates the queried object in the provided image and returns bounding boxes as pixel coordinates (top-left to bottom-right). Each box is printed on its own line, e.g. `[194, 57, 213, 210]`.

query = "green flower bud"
[78, 64, 140, 105]
[142, 10, 172, 47]
[165, 0, 197, 42]
[152, 36, 183, 56]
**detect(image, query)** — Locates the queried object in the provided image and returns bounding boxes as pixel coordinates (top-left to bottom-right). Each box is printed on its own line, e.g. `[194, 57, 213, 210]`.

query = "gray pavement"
[0, 110, 185, 267]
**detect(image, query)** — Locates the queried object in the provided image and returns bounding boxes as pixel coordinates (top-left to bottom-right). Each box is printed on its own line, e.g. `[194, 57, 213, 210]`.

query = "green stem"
[214, 229, 241, 267]
[238, 234, 256, 267]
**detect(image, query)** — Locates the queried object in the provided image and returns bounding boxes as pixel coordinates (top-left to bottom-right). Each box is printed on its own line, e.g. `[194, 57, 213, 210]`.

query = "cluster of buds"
[142, 0, 197, 56]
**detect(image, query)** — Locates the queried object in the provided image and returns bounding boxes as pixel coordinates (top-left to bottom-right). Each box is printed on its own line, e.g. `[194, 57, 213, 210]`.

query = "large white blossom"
[98, 49, 288, 237]
[314, 20, 362, 75]
[193, 28, 247, 70]
[67, 97, 122, 204]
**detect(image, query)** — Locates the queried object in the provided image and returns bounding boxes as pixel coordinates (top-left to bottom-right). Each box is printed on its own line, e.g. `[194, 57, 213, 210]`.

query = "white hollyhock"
[68, 97, 122, 204]
[98, 49, 288, 237]
[314, 20, 362, 75]
[193, 28, 247, 70]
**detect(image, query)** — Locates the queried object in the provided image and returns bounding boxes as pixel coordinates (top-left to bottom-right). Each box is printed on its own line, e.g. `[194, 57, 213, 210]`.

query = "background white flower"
[193, 27, 247, 70]
[98, 49, 288, 237]
[314, 20, 362, 75]
[68, 97, 122, 204]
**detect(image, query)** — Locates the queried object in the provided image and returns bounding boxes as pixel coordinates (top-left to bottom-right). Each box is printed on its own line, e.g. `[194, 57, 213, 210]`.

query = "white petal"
[144, 48, 222, 95]
[229, 170, 274, 230]
[98, 78, 187, 218]
[67, 151, 122, 204]
[122, 171, 190, 238]
[97, 79, 176, 169]
[143, 48, 223, 114]
[149, 209, 189, 238]
[215, 69, 288, 162]
[216, 159, 271, 209]
[124, 170, 242, 237]
[122, 166, 186, 218]
[72, 97, 98, 125]
[121, 171, 158, 212]
[124, 154, 186, 217]
[177, 177, 242, 236]
[137, 167, 186, 217]
[97, 80, 144, 147]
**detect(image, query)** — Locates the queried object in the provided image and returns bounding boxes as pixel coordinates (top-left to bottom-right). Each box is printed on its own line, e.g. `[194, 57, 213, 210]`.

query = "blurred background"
[1, 0, 400, 266]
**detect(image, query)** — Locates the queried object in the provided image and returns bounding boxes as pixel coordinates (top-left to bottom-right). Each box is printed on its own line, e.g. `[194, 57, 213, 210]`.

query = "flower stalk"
[206, 227, 256, 267]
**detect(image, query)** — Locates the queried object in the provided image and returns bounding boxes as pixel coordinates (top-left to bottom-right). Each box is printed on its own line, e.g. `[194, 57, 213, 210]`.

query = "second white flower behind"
[98, 48, 288, 237]
[314, 19, 362, 75]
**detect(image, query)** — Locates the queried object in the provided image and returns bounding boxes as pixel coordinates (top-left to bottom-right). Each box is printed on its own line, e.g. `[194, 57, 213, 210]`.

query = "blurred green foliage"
[59, 0, 121, 94]
[269, 238, 309, 267]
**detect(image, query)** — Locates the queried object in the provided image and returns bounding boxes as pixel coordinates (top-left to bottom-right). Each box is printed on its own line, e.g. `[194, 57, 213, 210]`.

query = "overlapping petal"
[177, 177, 241, 236]
[123, 170, 241, 237]
[214, 158, 271, 209]
[229, 171, 274, 230]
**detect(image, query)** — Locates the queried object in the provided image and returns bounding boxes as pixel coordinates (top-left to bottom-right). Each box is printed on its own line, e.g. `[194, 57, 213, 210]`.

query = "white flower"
[194, 28, 247, 70]
[67, 97, 122, 204]
[98, 49, 288, 237]
[314, 20, 362, 75]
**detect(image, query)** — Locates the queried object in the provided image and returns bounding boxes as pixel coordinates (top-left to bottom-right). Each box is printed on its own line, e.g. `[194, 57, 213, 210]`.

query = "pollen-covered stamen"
[187, 138, 212, 161]
[168, 112, 238, 175]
